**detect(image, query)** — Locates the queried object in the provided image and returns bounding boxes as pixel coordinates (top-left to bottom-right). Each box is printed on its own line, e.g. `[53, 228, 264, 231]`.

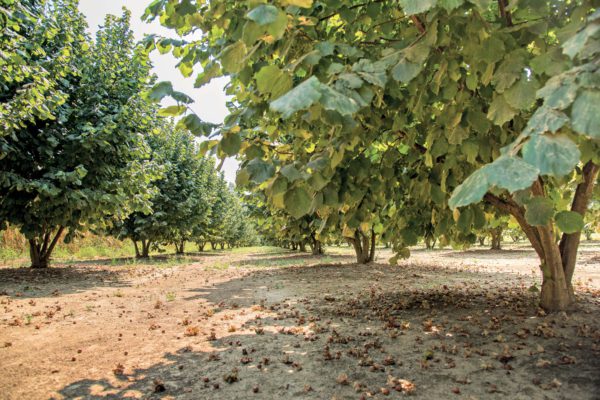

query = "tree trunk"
[138, 239, 151, 258]
[425, 236, 435, 249]
[291, 242, 298, 251]
[490, 228, 502, 250]
[484, 163, 598, 311]
[219, 242, 225, 250]
[478, 236, 486, 246]
[198, 241, 206, 251]
[347, 228, 375, 264]
[133, 240, 141, 258]
[299, 241, 307, 252]
[175, 240, 185, 254]
[211, 241, 217, 250]
[309, 234, 323, 255]
[30, 242, 49, 269]
[28, 226, 65, 268]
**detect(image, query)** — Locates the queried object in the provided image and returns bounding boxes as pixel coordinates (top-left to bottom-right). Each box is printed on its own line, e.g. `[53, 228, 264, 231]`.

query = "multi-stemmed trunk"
[490, 227, 503, 250]
[210, 241, 217, 250]
[485, 162, 598, 311]
[175, 240, 185, 255]
[347, 228, 376, 264]
[219, 242, 225, 250]
[29, 226, 65, 268]
[425, 235, 437, 249]
[197, 241, 206, 252]
[133, 239, 152, 258]
[309, 234, 323, 255]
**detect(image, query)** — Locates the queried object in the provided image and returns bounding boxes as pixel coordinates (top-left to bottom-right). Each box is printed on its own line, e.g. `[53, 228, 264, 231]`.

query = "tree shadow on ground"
[444, 249, 536, 257]
[0, 266, 128, 299]
[233, 253, 351, 267]
[56, 261, 600, 400]
[56, 252, 221, 267]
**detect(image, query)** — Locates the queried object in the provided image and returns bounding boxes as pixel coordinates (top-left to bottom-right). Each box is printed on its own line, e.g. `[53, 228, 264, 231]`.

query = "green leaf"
[147, 81, 173, 102]
[158, 105, 186, 116]
[522, 134, 580, 177]
[194, 62, 221, 88]
[468, 0, 492, 11]
[281, 0, 313, 8]
[255, 65, 292, 99]
[487, 94, 516, 126]
[571, 90, 600, 138]
[399, 0, 437, 15]
[448, 168, 489, 208]
[220, 133, 241, 156]
[177, 114, 216, 136]
[391, 60, 422, 83]
[457, 208, 474, 232]
[562, 23, 600, 59]
[245, 159, 275, 184]
[503, 77, 539, 110]
[270, 76, 323, 118]
[351, 59, 388, 87]
[280, 165, 302, 182]
[523, 106, 569, 136]
[555, 211, 584, 233]
[438, 0, 464, 11]
[246, 5, 279, 25]
[284, 186, 312, 219]
[524, 196, 554, 226]
[171, 90, 194, 104]
[220, 41, 247, 74]
[485, 156, 539, 193]
[267, 10, 288, 39]
[320, 85, 361, 115]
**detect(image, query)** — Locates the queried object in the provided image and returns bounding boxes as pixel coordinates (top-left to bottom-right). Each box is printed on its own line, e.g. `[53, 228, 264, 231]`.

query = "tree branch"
[497, 0, 513, 27]
[45, 226, 65, 258]
[559, 161, 599, 282]
[484, 193, 544, 259]
[410, 15, 426, 34]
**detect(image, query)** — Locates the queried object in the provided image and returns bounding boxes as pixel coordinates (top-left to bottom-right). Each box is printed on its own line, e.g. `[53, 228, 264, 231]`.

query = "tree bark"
[133, 240, 141, 258]
[484, 163, 598, 311]
[347, 228, 375, 264]
[211, 241, 217, 250]
[175, 240, 185, 254]
[478, 236, 486, 246]
[219, 242, 225, 250]
[198, 241, 206, 251]
[490, 228, 502, 250]
[558, 161, 599, 290]
[29, 226, 65, 268]
[309, 234, 323, 255]
[299, 241, 307, 252]
[139, 239, 151, 258]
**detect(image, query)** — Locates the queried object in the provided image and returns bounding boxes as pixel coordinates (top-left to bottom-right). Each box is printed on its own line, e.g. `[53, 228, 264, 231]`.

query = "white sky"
[79, 0, 238, 183]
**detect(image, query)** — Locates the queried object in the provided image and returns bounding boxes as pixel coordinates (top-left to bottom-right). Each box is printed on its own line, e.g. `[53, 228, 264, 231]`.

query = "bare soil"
[0, 244, 599, 400]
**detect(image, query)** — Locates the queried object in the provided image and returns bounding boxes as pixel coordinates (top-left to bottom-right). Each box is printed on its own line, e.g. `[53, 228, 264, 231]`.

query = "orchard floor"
[0, 244, 599, 400]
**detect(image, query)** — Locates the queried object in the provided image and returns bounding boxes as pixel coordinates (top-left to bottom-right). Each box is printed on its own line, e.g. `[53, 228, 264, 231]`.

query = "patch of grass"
[205, 262, 229, 271]
[225, 246, 285, 255]
[166, 292, 176, 302]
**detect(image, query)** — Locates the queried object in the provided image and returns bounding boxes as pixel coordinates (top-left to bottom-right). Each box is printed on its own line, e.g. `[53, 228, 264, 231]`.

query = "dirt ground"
[0, 243, 599, 400]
